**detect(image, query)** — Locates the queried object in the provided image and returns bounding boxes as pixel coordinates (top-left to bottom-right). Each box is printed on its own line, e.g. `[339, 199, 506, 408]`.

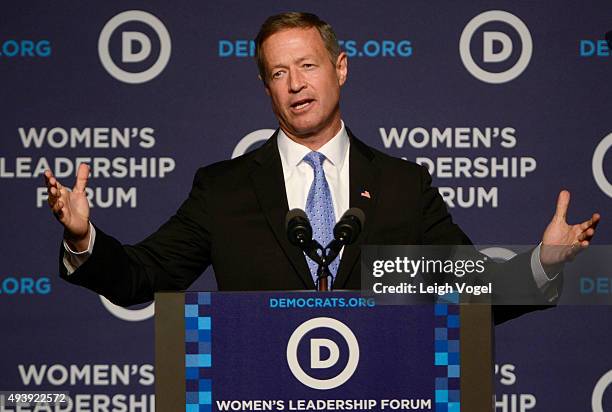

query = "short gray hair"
[255, 12, 341, 83]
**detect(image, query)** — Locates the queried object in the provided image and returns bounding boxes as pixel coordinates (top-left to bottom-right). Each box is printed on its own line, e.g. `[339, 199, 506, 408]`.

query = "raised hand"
[540, 190, 600, 273]
[44, 163, 91, 251]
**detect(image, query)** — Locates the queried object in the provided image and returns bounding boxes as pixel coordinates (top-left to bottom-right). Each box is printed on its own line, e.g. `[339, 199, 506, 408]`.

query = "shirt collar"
[277, 120, 350, 170]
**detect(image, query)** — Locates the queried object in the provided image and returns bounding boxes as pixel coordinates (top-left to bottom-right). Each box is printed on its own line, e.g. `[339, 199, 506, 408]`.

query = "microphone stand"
[302, 240, 332, 291]
[311, 239, 344, 292]
[317, 211, 363, 290]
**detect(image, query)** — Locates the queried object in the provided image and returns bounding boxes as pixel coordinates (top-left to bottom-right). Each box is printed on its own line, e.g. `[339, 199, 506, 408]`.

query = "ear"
[259, 74, 271, 95]
[335, 51, 348, 86]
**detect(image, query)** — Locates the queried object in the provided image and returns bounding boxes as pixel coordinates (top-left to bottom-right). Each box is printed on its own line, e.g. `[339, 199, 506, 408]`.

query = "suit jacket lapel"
[250, 132, 315, 289]
[335, 130, 382, 289]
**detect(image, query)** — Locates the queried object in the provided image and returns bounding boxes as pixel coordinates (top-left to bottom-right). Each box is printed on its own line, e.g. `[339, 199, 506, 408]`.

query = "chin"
[286, 122, 320, 137]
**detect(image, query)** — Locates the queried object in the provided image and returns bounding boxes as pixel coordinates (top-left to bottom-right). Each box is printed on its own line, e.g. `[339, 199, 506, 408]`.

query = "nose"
[288, 67, 306, 93]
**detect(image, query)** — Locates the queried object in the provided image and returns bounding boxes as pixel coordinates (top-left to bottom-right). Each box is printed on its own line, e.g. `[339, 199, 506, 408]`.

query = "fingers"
[44, 169, 53, 188]
[44, 169, 63, 193]
[45, 170, 59, 206]
[553, 190, 570, 222]
[44, 169, 68, 213]
[580, 218, 592, 230]
[73, 163, 89, 193]
[50, 195, 67, 222]
[578, 228, 595, 241]
[44, 169, 59, 191]
[580, 213, 600, 230]
[576, 213, 600, 245]
[48, 180, 63, 199]
[48, 187, 63, 210]
[52, 199, 64, 215]
[591, 213, 601, 230]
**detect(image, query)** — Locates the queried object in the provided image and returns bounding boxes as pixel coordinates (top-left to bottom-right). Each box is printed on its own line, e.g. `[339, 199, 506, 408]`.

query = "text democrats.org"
[270, 297, 375, 309]
[219, 39, 412, 58]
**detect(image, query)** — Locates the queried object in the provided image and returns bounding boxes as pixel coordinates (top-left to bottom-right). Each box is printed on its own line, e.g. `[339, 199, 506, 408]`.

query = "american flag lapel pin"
[360, 189, 371, 199]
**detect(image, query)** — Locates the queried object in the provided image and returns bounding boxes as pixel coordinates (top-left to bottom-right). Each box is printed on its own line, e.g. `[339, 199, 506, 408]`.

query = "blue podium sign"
[155, 292, 464, 412]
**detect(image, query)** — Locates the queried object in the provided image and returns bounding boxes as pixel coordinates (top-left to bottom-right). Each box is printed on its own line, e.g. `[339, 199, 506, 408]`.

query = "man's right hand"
[44, 163, 91, 252]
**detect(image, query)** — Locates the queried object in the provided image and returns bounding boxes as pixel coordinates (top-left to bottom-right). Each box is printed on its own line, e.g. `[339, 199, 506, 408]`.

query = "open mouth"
[290, 99, 314, 111]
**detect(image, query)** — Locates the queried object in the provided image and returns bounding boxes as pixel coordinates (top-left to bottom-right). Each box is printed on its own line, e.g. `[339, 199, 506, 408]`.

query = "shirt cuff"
[62, 223, 96, 275]
[530, 242, 560, 302]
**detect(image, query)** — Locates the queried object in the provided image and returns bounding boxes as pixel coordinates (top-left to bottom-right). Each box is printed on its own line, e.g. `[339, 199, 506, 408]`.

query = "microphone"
[285, 208, 312, 247]
[324, 208, 366, 266]
[333, 208, 365, 245]
[286, 209, 327, 290]
[286, 208, 323, 264]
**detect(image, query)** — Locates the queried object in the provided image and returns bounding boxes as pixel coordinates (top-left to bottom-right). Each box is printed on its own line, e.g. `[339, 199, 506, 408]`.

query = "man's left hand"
[540, 190, 601, 275]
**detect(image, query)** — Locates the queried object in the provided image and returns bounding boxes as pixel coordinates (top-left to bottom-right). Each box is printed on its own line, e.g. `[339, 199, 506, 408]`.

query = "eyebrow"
[269, 55, 317, 70]
[295, 56, 316, 63]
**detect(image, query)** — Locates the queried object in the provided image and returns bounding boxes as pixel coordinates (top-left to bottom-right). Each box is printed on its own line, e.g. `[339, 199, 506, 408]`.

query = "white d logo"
[98, 10, 171, 84]
[460, 10, 532, 84]
[100, 295, 154, 322]
[592, 369, 612, 412]
[592, 133, 612, 198]
[286, 317, 359, 390]
[232, 129, 275, 159]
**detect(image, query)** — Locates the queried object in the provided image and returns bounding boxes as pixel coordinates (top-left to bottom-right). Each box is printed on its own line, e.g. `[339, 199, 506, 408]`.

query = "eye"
[271, 70, 285, 80]
[302, 63, 315, 69]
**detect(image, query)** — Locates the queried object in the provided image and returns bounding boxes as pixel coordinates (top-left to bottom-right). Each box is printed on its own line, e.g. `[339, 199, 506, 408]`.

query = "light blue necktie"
[303, 151, 339, 286]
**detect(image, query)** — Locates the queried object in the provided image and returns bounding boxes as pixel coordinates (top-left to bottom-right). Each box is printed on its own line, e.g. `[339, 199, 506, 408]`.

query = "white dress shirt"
[277, 120, 350, 223]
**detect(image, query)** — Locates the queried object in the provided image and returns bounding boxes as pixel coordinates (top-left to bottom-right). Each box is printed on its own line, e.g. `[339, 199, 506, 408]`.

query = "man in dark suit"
[44, 12, 599, 322]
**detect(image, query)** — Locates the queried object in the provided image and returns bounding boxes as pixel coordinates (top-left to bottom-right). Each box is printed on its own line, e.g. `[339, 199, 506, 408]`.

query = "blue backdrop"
[1, 1, 610, 411]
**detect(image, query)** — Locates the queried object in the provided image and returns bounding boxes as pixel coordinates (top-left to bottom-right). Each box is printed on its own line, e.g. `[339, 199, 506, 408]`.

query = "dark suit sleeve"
[417, 165, 558, 324]
[59, 168, 213, 307]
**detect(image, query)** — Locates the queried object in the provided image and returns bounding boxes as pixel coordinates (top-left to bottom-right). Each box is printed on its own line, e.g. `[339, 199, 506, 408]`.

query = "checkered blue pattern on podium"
[185, 292, 212, 412]
[434, 293, 461, 412]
